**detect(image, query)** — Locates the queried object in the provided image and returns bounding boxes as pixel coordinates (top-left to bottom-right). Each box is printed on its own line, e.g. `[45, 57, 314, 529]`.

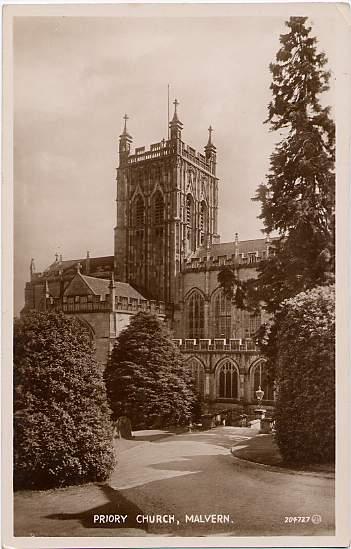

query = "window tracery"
[134, 195, 144, 228]
[217, 361, 239, 399]
[153, 191, 164, 226]
[186, 291, 204, 339]
[213, 288, 231, 339]
[187, 358, 205, 396]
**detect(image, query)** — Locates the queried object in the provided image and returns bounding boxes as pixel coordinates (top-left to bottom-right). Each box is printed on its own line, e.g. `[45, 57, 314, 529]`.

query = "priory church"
[23, 100, 275, 415]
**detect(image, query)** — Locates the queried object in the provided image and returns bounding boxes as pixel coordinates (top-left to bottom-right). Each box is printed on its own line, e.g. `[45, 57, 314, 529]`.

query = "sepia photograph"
[2, 2, 350, 548]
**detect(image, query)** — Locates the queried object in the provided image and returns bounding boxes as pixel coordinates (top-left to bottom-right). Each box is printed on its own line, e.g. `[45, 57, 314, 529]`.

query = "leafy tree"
[274, 285, 335, 463]
[217, 265, 248, 311]
[14, 311, 115, 490]
[105, 312, 196, 429]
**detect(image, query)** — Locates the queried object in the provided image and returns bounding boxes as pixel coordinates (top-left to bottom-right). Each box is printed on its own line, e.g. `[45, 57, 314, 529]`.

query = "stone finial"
[85, 251, 91, 274]
[44, 279, 50, 298]
[204, 124, 216, 172]
[119, 113, 133, 160]
[55, 253, 59, 263]
[109, 271, 116, 289]
[207, 125, 213, 146]
[30, 258, 36, 278]
[234, 233, 239, 258]
[172, 98, 179, 121]
[169, 98, 183, 140]
[75, 262, 82, 274]
[109, 271, 116, 312]
[122, 113, 130, 135]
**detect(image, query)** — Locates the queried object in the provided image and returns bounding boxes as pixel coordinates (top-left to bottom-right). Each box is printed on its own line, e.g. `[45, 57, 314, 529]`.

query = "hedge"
[274, 285, 335, 464]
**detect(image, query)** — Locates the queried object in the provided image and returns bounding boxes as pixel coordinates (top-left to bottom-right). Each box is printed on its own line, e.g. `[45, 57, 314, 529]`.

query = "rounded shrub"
[274, 285, 335, 464]
[105, 312, 196, 429]
[14, 311, 116, 490]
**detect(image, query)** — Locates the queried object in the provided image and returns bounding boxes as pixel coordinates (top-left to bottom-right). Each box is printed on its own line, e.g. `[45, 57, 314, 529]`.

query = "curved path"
[14, 426, 334, 537]
[109, 426, 334, 536]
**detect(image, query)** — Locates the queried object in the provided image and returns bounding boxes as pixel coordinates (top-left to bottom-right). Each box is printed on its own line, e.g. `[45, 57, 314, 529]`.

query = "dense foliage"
[14, 311, 115, 490]
[274, 286, 335, 463]
[253, 16, 335, 311]
[220, 17, 335, 306]
[105, 312, 196, 429]
[218, 17, 335, 382]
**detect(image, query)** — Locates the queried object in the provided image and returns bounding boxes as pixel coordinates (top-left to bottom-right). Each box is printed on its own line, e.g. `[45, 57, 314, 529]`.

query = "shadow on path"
[46, 484, 148, 531]
[133, 432, 174, 442]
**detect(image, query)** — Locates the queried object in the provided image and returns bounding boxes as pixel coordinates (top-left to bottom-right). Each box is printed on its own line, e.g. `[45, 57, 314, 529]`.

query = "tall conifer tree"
[219, 17, 335, 314]
[253, 16, 335, 312]
[218, 18, 335, 387]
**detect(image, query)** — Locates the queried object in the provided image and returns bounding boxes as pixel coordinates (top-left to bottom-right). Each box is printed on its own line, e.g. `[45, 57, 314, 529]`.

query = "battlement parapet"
[173, 338, 258, 352]
[46, 295, 166, 316]
[114, 296, 166, 315]
[129, 139, 175, 164]
[182, 248, 276, 271]
[127, 139, 215, 175]
[181, 143, 212, 173]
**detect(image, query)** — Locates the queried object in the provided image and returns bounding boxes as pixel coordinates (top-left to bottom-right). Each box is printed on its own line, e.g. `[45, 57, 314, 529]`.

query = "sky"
[13, 7, 336, 314]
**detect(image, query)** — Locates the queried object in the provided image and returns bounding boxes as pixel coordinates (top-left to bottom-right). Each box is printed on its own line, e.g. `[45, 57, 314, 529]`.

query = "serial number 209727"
[284, 516, 310, 523]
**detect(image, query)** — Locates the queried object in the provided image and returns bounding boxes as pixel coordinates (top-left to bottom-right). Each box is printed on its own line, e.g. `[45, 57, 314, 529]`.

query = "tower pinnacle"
[169, 98, 183, 140]
[122, 114, 130, 136]
[172, 99, 180, 121]
[204, 124, 216, 174]
[207, 125, 214, 145]
[119, 113, 133, 162]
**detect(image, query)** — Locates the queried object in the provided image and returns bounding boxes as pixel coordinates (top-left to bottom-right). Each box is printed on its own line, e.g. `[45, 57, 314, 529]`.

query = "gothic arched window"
[217, 360, 239, 399]
[153, 191, 164, 226]
[200, 201, 208, 242]
[134, 195, 144, 228]
[200, 200, 207, 233]
[186, 291, 204, 339]
[243, 311, 262, 338]
[186, 194, 194, 227]
[213, 288, 231, 339]
[185, 194, 195, 253]
[187, 357, 205, 396]
[252, 362, 274, 401]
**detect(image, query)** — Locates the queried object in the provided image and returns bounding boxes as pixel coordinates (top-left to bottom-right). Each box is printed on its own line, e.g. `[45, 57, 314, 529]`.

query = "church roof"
[195, 237, 279, 259]
[63, 273, 145, 300]
[83, 275, 145, 300]
[44, 256, 114, 277]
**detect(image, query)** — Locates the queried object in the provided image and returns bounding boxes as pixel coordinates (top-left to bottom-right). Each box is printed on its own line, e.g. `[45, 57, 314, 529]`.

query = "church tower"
[114, 101, 219, 305]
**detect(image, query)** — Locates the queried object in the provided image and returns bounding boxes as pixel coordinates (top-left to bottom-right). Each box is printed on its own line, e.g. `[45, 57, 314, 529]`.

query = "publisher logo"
[311, 514, 322, 524]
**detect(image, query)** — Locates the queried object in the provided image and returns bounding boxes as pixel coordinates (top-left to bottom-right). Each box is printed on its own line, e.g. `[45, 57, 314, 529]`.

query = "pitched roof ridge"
[77, 272, 98, 295]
